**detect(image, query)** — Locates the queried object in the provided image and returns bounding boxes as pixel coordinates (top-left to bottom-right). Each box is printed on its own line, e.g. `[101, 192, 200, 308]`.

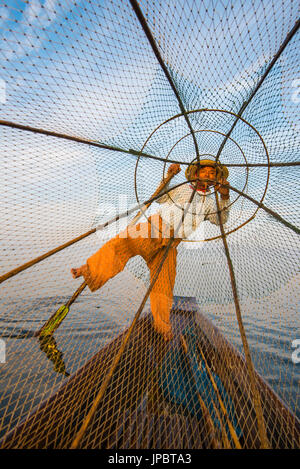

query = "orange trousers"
[82, 214, 181, 335]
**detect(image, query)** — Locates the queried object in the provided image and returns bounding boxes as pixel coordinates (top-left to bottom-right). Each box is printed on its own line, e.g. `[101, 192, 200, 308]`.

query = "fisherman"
[71, 160, 230, 341]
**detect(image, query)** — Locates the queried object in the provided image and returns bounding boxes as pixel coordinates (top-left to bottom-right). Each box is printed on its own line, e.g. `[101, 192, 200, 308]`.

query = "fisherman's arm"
[156, 163, 181, 204]
[206, 179, 231, 225]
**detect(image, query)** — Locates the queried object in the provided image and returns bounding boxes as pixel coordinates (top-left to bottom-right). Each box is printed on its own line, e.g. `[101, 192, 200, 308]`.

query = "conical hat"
[185, 159, 229, 182]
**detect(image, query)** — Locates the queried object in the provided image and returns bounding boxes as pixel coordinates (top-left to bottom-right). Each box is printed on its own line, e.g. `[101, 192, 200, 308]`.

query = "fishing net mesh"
[0, 0, 299, 449]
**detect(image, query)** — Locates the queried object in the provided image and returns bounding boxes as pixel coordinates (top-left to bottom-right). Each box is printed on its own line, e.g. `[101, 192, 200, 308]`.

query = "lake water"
[0, 274, 299, 441]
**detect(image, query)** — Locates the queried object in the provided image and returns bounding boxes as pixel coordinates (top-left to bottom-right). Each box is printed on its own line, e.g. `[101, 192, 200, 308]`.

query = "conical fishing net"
[0, 0, 299, 449]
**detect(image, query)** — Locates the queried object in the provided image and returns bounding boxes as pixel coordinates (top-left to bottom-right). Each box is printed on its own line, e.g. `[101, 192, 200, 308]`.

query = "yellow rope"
[180, 335, 223, 449]
[195, 338, 242, 449]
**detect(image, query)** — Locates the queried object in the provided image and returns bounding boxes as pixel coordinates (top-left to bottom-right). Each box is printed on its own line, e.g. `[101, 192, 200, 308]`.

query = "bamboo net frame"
[0, 0, 299, 449]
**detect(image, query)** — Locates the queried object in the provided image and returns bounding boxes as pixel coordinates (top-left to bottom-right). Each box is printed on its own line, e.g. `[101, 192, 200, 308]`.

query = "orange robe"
[82, 214, 181, 336]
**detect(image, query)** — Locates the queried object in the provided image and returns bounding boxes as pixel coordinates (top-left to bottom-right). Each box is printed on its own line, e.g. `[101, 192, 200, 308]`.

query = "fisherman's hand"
[167, 163, 181, 176]
[216, 178, 230, 200]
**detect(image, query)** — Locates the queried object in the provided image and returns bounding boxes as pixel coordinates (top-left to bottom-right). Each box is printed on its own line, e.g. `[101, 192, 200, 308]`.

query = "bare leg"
[153, 322, 174, 342]
[148, 246, 178, 342]
[71, 265, 86, 279]
[69, 230, 138, 292]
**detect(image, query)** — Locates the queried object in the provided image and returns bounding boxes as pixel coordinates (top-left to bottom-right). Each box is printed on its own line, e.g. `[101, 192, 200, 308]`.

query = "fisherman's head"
[185, 159, 228, 191]
[195, 165, 217, 191]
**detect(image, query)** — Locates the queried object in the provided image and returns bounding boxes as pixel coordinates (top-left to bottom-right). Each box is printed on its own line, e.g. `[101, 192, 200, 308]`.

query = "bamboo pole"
[35, 281, 87, 337]
[214, 191, 270, 449]
[129, 171, 176, 226]
[70, 188, 197, 448]
[195, 339, 242, 449]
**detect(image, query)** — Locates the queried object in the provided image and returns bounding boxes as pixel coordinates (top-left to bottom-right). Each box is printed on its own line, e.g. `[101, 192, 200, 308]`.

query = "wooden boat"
[1, 297, 299, 449]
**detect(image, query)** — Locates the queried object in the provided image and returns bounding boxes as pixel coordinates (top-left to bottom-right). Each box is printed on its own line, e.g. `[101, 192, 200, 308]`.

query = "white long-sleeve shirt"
[155, 181, 230, 238]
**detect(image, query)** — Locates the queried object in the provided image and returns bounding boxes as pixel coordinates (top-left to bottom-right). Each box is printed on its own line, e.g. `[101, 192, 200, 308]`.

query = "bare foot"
[71, 267, 83, 279]
[161, 329, 174, 342]
[153, 323, 174, 342]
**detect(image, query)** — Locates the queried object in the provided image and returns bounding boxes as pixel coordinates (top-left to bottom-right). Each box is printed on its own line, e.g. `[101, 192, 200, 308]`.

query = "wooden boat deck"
[0, 296, 299, 449]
